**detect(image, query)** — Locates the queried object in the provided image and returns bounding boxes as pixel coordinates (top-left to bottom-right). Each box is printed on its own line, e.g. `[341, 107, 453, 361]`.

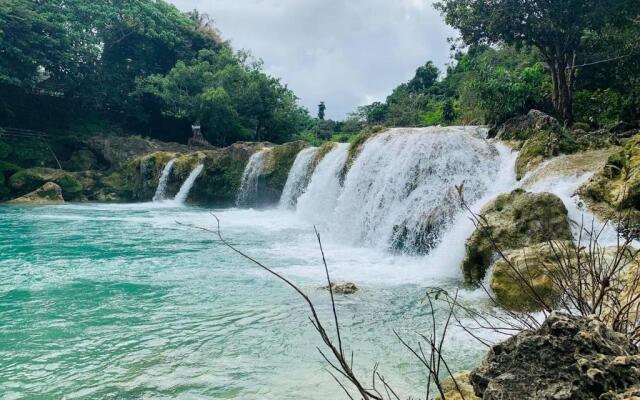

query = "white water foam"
[173, 164, 204, 204]
[279, 147, 319, 209]
[152, 159, 176, 202]
[296, 143, 349, 223]
[237, 149, 270, 207]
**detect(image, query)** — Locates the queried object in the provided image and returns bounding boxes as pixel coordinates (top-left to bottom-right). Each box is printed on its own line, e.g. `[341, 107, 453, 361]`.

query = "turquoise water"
[0, 203, 489, 399]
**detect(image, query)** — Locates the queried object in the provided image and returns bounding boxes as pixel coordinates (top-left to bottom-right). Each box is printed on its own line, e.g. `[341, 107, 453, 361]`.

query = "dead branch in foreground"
[178, 214, 463, 399]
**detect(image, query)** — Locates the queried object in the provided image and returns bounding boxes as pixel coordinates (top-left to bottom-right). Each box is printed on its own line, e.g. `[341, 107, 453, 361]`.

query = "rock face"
[462, 189, 573, 283]
[9, 167, 83, 201]
[490, 241, 573, 312]
[578, 134, 640, 225]
[8, 182, 64, 204]
[85, 135, 190, 168]
[489, 109, 561, 141]
[437, 371, 480, 400]
[471, 312, 640, 400]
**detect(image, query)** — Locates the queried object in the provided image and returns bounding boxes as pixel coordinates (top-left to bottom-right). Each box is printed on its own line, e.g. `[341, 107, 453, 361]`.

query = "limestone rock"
[8, 182, 64, 204]
[490, 241, 574, 312]
[578, 134, 640, 225]
[9, 167, 83, 200]
[66, 149, 99, 171]
[436, 371, 480, 400]
[324, 282, 358, 295]
[471, 312, 640, 400]
[462, 189, 572, 283]
[488, 109, 560, 141]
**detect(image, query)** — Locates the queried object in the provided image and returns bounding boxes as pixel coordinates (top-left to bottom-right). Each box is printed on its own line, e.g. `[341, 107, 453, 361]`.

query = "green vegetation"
[0, 0, 311, 145]
[345, 0, 639, 132]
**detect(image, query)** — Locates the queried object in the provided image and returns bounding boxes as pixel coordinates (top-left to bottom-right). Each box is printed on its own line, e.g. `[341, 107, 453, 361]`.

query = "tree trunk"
[544, 47, 575, 126]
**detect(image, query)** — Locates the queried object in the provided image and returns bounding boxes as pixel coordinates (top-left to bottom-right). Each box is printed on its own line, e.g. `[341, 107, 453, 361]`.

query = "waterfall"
[279, 147, 319, 209]
[152, 159, 176, 202]
[331, 127, 504, 253]
[296, 143, 349, 222]
[173, 164, 204, 204]
[236, 149, 270, 207]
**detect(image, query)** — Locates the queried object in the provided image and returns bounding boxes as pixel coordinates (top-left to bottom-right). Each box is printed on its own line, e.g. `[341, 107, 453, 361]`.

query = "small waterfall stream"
[279, 147, 319, 209]
[296, 143, 349, 221]
[174, 164, 204, 204]
[236, 149, 270, 207]
[152, 159, 176, 202]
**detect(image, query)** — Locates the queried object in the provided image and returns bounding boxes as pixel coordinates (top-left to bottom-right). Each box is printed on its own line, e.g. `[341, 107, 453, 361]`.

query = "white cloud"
[169, 0, 456, 119]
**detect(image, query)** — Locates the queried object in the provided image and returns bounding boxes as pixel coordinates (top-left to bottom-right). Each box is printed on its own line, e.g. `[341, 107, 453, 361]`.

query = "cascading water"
[330, 127, 505, 253]
[173, 164, 203, 204]
[279, 147, 319, 209]
[296, 143, 349, 222]
[152, 159, 176, 202]
[237, 149, 270, 207]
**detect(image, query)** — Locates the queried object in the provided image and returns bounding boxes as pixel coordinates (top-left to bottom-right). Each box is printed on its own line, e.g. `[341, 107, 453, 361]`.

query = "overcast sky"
[169, 0, 456, 120]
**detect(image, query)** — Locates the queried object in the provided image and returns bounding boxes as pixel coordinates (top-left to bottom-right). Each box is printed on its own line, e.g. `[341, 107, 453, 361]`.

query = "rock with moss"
[488, 109, 560, 141]
[490, 241, 574, 312]
[9, 167, 83, 200]
[515, 129, 581, 179]
[0, 160, 22, 201]
[436, 371, 480, 400]
[7, 182, 64, 204]
[578, 134, 640, 225]
[471, 312, 640, 400]
[85, 135, 190, 168]
[66, 149, 99, 171]
[463, 189, 573, 283]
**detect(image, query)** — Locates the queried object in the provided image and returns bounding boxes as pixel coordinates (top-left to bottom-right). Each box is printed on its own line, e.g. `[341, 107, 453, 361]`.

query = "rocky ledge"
[470, 312, 640, 400]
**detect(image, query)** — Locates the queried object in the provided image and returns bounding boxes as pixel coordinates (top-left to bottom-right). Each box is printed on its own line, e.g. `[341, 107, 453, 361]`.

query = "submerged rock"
[324, 282, 358, 295]
[471, 312, 640, 399]
[462, 189, 572, 283]
[8, 182, 64, 204]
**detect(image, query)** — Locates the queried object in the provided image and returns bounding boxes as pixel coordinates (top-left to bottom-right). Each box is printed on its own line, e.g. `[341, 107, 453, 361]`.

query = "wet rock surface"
[8, 182, 64, 204]
[462, 189, 572, 283]
[471, 312, 640, 400]
[324, 282, 358, 295]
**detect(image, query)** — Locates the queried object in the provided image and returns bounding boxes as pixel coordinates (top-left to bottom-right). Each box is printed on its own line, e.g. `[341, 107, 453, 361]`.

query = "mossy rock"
[8, 167, 83, 200]
[516, 129, 581, 179]
[578, 134, 640, 224]
[489, 110, 560, 141]
[66, 149, 99, 171]
[7, 182, 65, 205]
[260, 141, 308, 202]
[463, 189, 572, 283]
[490, 241, 573, 312]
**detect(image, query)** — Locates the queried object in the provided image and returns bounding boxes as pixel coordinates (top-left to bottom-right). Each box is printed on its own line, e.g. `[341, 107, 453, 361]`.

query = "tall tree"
[317, 101, 326, 120]
[435, 0, 634, 124]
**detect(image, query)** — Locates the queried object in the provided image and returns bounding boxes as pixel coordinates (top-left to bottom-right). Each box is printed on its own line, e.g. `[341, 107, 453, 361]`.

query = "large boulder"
[85, 135, 190, 168]
[470, 312, 640, 399]
[8, 167, 83, 200]
[515, 129, 581, 180]
[7, 182, 64, 204]
[490, 241, 573, 312]
[259, 141, 308, 203]
[488, 109, 561, 141]
[462, 189, 573, 283]
[578, 134, 640, 225]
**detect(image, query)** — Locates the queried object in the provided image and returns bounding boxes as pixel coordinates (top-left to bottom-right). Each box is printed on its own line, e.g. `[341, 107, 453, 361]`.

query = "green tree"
[435, 0, 634, 124]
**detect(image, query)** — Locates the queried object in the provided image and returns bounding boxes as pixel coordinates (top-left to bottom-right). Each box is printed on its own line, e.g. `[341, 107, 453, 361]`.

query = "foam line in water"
[279, 147, 319, 209]
[174, 164, 203, 204]
[152, 159, 176, 202]
[237, 149, 270, 207]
